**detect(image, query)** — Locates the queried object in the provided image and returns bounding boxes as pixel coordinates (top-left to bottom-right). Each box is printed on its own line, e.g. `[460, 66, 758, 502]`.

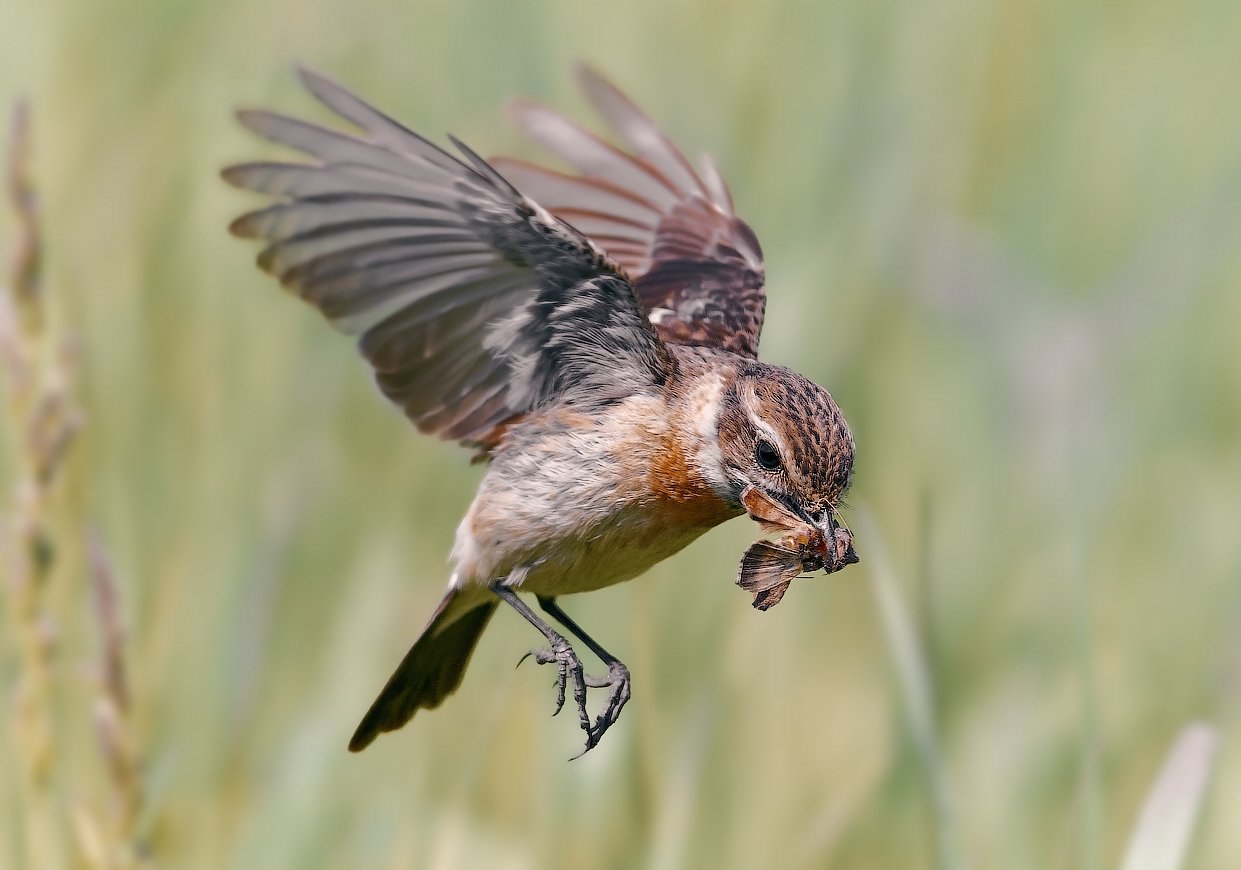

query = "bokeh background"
[2, 0, 1240, 867]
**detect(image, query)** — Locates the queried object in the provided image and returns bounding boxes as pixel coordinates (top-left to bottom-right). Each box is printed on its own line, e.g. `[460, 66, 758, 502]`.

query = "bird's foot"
[518, 642, 631, 756]
[518, 635, 590, 735]
[575, 659, 631, 758]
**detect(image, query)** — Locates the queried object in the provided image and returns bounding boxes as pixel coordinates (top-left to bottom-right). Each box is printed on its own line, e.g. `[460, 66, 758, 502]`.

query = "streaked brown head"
[715, 362, 857, 569]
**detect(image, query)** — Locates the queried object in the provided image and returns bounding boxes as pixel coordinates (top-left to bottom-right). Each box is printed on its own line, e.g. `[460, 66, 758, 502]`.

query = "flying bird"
[224, 66, 858, 755]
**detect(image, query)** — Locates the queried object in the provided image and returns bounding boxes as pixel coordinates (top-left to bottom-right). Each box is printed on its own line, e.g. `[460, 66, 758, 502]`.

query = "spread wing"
[224, 69, 673, 450]
[737, 540, 802, 611]
[491, 65, 767, 359]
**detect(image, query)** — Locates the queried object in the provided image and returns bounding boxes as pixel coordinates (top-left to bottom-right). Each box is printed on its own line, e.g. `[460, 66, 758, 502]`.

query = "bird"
[223, 65, 859, 756]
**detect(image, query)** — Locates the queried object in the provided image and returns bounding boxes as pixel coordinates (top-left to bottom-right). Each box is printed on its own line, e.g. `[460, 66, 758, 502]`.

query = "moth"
[737, 487, 859, 611]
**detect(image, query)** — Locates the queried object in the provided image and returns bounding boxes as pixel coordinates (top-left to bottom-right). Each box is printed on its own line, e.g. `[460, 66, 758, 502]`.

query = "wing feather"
[494, 66, 767, 357]
[226, 69, 671, 449]
[574, 64, 710, 201]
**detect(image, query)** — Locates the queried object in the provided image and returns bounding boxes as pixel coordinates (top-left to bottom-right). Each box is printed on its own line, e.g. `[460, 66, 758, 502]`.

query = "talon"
[499, 588, 633, 755]
[551, 658, 568, 716]
[571, 660, 631, 759]
[517, 647, 556, 669]
[520, 635, 590, 730]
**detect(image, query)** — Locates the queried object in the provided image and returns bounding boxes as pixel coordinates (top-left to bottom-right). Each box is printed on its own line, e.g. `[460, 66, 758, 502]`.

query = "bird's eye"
[755, 438, 781, 471]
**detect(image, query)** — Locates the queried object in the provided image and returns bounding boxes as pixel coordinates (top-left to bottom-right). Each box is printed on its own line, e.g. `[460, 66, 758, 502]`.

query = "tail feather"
[348, 588, 496, 752]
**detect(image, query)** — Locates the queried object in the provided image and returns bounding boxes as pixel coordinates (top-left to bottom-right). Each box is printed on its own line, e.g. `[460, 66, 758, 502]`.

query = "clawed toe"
[497, 588, 634, 756]
[574, 660, 631, 758]
[516, 648, 554, 669]
[517, 642, 631, 756]
[517, 636, 589, 730]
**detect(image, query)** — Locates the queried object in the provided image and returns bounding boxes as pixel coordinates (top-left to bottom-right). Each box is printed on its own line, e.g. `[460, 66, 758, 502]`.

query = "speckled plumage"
[225, 67, 858, 754]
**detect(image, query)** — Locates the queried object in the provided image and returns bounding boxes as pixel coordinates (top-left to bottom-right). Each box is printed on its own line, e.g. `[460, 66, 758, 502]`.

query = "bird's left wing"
[224, 69, 673, 450]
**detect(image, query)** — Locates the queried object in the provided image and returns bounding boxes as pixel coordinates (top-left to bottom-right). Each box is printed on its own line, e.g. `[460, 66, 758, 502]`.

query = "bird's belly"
[454, 491, 732, 597]
[523, 507, 718, 596]
[450, 396, 740, 596]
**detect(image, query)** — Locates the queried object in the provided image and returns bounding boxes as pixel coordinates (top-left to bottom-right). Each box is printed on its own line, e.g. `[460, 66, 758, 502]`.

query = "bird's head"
[714, 362, 858, 571]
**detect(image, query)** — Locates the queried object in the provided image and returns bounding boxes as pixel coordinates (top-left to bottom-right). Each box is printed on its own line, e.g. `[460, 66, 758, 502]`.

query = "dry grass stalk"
[2, 101, 147, 869]
[87, 531, 147, 865]
[2, 100, 68, 870]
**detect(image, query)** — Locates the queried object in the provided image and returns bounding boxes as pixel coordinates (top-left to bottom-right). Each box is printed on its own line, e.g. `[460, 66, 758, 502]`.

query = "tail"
[348, 586, 497, 752]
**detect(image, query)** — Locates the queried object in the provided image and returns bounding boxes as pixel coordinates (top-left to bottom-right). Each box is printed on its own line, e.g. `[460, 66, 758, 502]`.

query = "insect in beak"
[736, 488, 860, 611]
[819, 509, 859, 572]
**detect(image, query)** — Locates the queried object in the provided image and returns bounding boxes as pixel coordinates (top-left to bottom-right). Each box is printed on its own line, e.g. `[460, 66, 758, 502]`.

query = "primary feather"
[494, 65, 767, 358]
[224, 68, 673, 450]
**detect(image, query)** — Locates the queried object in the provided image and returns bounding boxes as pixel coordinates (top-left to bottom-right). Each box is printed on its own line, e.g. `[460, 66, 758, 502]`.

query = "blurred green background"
[3, 0, 1240, 867]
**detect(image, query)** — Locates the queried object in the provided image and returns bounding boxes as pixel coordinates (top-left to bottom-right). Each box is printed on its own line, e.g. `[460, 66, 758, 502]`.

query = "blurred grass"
[3, 0, 1240, 867]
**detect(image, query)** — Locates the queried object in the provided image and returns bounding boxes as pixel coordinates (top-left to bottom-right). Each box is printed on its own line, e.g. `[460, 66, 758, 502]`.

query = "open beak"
[738, 486, 859, 575]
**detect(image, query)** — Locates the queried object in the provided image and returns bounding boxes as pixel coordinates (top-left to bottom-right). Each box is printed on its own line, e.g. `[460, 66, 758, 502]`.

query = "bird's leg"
[537, 596, 631, 755]
[491, 584, 591, 738]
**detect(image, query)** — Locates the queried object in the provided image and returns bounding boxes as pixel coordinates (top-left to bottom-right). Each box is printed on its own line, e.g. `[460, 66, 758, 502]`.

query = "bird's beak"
[738, 487, 859, 574]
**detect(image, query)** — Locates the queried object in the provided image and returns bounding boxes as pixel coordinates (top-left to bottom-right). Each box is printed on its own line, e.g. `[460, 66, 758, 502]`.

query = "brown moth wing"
[738, 539, 803, 611]
[739, 486, 802, 533]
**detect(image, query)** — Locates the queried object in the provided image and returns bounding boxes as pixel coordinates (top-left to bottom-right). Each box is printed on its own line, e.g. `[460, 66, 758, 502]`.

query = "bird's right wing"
[224, 69, 673, 450]
[493, 66, 767, 358]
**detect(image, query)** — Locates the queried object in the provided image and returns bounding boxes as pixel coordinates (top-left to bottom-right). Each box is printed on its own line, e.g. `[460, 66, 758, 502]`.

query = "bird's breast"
[450, 393, 740, 596]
